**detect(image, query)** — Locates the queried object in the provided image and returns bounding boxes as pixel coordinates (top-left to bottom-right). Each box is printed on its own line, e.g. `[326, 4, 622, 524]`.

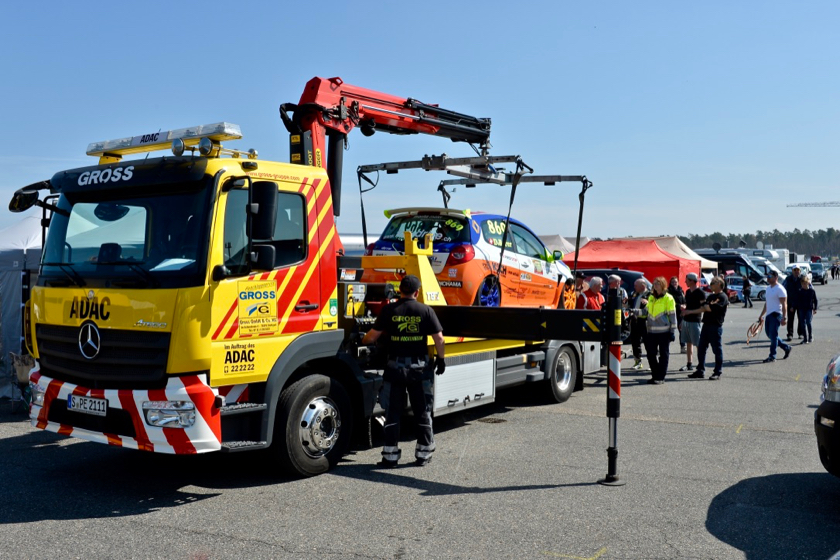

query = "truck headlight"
[823, 354, 840, 403]
[142, 401, 196, 428]
[31, 382, 46, 406]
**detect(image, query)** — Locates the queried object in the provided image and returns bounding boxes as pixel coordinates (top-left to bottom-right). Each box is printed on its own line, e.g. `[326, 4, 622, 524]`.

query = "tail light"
[364, 243, 375, 256]
[445, 244, 475, 267]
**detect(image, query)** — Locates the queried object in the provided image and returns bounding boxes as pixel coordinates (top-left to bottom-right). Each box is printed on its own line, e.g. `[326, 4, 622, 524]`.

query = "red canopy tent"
[563, 239, 701, 290]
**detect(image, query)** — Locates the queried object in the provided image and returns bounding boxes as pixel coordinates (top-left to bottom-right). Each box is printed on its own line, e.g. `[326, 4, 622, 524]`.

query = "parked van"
[694, 250, 767, 284]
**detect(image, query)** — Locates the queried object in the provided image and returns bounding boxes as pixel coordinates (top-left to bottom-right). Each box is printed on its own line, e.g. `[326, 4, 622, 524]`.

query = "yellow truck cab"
[15, 122, 599, 477]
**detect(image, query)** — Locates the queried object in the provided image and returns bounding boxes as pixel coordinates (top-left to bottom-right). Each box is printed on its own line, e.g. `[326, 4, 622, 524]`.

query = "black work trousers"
[644, 331, 671, 381]
[381, 360, 435, 463]
[787, 306, 803, 338]
[630, 318, 647, 361]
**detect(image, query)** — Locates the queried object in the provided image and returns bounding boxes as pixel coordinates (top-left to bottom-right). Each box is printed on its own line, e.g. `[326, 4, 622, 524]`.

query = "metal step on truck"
[10, 78, 604, 477]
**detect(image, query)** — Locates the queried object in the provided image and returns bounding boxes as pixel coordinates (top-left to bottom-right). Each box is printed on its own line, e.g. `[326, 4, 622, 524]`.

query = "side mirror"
[251, 244, 276, 271]
[9, 180, 51, 213]
[9, 189, 40, 213]
[249, 181, 277, 240]
[553, 250, 564, 262]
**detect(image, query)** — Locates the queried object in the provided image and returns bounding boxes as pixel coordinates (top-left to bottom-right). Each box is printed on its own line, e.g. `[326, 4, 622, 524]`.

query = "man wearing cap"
[363, 275, 446, 468]
[574, 271, 589, 309]
[683, 275, 729, 380]
[759, 270, 792, 362]
[782, 266, 803, 341]
[679, 273, 704, 373]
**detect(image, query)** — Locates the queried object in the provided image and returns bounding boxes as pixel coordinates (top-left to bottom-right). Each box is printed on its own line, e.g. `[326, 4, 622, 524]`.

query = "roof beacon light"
[86, 122, 243, 163]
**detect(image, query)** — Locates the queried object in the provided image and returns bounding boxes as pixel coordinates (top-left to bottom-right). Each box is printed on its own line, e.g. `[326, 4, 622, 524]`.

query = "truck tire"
[474, 276, 501, 307]
[272, 374, 353, 477]
[547, 346, 577, 403]
[819, 444, 840, 478]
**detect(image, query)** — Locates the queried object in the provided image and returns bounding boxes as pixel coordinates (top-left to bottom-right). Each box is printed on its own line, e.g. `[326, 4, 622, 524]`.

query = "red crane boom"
[280, 77, 491, 215]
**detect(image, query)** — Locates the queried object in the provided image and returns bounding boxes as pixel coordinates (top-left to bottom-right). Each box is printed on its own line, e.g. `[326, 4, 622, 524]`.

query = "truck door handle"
[294, 303, 319, 312]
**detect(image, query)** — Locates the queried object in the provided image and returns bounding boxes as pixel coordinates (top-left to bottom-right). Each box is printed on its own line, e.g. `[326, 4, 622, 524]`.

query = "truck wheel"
[547, 346, 577, 403]
[819, 444, 840, 478]
[474, 276, 501, 307]
[272, 375, 353, 477]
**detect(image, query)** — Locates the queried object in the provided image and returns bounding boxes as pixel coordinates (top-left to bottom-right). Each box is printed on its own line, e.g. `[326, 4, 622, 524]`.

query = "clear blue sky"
[2, 1, 838, 240]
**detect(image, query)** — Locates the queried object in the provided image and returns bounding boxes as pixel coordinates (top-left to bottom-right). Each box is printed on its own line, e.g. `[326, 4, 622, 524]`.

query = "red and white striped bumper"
[29, 368, 222, 454]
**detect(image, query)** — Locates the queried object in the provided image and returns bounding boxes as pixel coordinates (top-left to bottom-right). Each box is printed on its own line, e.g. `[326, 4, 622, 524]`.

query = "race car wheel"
[474, 276, 501, 307]
[546, 346, 577, 403]
[272, 374, 353, 477]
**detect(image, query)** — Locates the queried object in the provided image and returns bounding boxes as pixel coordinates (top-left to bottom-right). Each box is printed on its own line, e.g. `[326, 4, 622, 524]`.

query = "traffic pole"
[598, 287, 626, 486]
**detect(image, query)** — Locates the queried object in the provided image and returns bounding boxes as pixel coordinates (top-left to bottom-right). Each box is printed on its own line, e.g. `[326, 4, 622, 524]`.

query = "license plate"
[67, 395, 107, 417]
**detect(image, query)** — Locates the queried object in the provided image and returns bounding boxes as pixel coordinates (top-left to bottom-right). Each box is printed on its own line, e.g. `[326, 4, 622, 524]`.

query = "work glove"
[435, 357, 446, 376]
[670, 331, 676, 342]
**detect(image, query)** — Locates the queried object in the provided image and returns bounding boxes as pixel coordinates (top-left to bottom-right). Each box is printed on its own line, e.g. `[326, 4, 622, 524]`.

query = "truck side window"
[272, 193, 306, 268]
[223, 189, 249, 275]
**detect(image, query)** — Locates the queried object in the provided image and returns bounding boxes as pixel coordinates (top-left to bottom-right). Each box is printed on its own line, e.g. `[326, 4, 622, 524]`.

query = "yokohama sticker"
[439, 281, 463, 288]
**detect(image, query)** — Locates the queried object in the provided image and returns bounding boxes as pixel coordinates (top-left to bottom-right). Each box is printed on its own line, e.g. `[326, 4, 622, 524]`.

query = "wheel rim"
[478, 278, 501, 306]
[554, 351, 573, 392]
[298, 396, 341, 458]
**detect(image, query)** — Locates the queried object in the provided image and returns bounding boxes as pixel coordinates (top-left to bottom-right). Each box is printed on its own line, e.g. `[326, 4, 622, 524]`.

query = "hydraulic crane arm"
[280, 77, 491, 215]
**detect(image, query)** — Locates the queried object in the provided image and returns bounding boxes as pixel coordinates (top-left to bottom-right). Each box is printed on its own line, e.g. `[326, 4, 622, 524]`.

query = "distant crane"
[787, 201, 840, 207]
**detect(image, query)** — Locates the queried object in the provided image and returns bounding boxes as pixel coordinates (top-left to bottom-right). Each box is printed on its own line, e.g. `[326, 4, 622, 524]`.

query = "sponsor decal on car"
[439, 281, 463, 288]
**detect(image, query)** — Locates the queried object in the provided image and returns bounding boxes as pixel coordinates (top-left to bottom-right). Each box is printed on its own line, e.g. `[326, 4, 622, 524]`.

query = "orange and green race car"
[363, 208, 571, 307]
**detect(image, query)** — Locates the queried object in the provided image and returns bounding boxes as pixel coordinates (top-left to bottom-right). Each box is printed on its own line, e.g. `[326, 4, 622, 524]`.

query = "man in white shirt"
[758, 270, 792, 362]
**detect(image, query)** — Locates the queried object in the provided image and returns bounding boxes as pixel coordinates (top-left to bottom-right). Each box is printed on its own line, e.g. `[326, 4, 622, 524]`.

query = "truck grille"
[36, 324, 170, 389]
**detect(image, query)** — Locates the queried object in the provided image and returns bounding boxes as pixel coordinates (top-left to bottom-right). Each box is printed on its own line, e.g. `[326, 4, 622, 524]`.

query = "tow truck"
[11, 77, 606, 477]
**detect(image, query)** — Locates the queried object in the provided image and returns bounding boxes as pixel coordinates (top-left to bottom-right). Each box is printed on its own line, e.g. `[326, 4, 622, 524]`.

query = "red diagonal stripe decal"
[213, 300, 238, 340]
[119, 389, 153, 452]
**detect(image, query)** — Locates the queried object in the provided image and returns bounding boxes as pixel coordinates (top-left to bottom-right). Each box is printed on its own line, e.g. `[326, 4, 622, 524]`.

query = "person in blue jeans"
[683, 276, 728, 380]
[759, 270, 792, 363]
[797, 275, 818, 343]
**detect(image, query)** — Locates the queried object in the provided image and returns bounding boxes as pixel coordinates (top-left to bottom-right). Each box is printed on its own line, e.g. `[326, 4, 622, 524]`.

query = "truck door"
[209, 178, 323, 387]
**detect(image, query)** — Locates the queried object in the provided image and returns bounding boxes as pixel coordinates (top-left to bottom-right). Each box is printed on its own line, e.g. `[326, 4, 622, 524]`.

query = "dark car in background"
[811, 262, 827, 285]
[576, 268, 651, 298]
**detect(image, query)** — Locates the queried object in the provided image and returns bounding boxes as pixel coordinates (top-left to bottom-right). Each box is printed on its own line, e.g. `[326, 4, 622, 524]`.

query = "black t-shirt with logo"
[684, 288, 706, 323]
[373, 298, 443, 359]
[702, 292, 729, 326]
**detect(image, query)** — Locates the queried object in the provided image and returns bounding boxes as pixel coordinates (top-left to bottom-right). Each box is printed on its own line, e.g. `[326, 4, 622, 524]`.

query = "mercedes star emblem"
[78, 322, 101, 360]
[87, 290, 95, 300]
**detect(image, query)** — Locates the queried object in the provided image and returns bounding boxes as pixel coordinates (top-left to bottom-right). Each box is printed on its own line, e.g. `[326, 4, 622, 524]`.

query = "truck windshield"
[41, 182, 212, 288]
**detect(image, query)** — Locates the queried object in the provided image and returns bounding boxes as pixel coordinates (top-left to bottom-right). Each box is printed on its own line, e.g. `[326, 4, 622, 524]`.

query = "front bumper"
[815, 400, 840, 465]
[29, 369, 222, 454]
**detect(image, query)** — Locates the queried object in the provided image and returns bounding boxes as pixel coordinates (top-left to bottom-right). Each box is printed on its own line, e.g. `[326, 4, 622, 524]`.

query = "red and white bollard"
[599, 289, 626, 486]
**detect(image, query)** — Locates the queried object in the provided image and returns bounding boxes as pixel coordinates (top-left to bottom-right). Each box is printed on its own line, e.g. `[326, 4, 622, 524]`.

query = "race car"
[363, 208, 571, 307]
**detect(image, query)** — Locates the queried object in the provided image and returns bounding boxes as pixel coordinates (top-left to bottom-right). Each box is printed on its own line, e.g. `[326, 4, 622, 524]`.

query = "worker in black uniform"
[362, 275, 446, 467]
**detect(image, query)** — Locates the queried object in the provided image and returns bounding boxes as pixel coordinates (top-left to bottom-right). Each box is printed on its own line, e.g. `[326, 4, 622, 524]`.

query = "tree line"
[679, 228, 840, 258]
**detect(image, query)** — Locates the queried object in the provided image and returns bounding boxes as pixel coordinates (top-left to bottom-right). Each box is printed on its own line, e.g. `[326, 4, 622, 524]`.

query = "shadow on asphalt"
[707, 472, 840, 559]
[0, 381, 572, 525]
[331, 463, 597, 496]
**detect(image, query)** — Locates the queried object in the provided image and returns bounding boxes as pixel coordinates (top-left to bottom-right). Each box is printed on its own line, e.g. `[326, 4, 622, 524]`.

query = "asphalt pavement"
[3, 283, 840, 559]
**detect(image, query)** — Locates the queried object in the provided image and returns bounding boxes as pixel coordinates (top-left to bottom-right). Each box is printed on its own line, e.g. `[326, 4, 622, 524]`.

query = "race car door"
[477, 218, 522, 304]
[509, 223, 559, 307]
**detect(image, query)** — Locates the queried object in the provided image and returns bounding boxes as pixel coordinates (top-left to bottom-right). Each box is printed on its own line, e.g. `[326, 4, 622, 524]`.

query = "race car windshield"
[41, 182, 212, 289]
[380, 215, 471, 245]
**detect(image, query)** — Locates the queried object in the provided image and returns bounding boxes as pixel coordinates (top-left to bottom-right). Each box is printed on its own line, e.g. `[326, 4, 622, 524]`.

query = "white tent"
[611, 236, 718, 270]
[0, 214, 42, 398]
[539, 235, 590, 255]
